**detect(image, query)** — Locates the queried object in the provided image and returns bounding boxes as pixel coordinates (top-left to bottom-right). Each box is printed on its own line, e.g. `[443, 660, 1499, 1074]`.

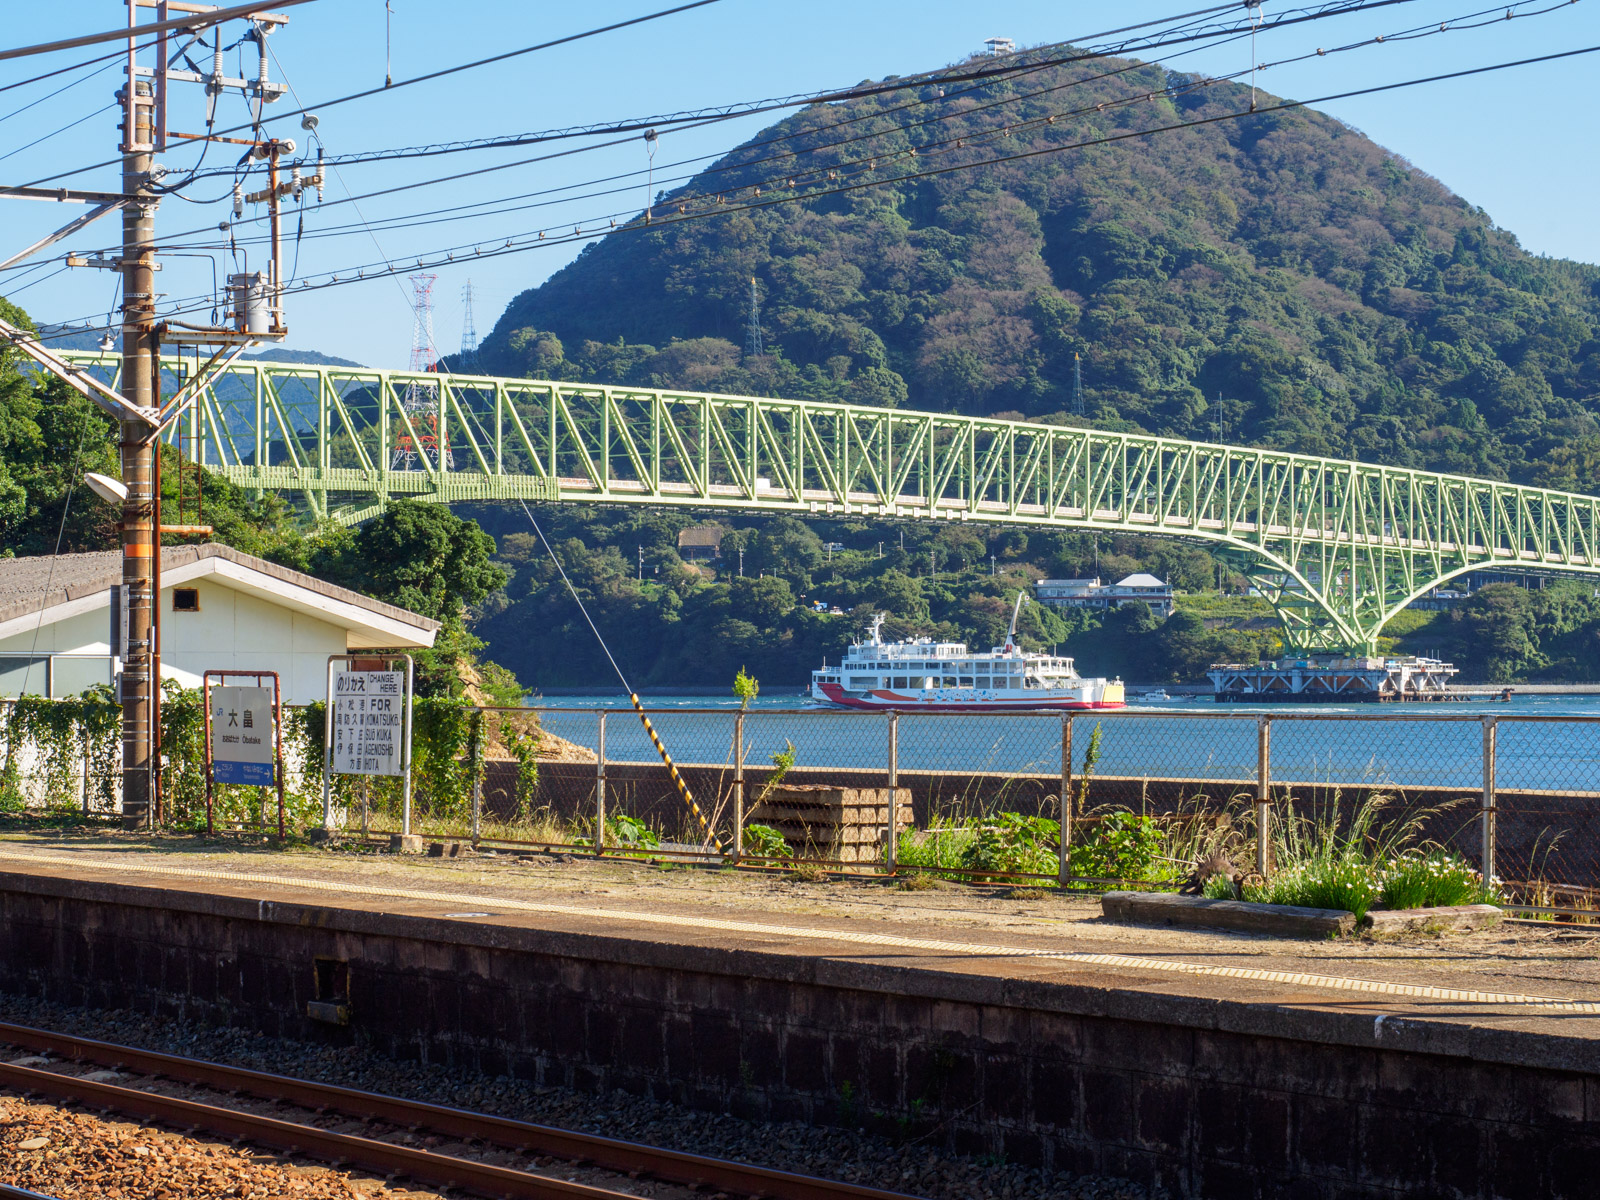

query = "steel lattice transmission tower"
[745, 276, 764, 358]
[396, 272, 443, 469]
[459, 279, 480, 373]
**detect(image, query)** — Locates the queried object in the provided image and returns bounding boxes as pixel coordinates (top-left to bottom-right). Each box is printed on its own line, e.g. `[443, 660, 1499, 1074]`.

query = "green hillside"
[479, 51, 1600, 487]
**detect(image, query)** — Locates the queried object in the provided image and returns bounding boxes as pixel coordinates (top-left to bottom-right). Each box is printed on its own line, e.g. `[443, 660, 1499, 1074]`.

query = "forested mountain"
[456, 46, 1600, 687]
[478, 50, 1600, 487]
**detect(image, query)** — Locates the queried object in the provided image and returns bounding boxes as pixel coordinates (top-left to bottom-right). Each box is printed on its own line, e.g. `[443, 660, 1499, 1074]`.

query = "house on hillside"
[676, 526, 723, 562]
[1034, 573, 1175, 618]
[0, 544, 439, 703]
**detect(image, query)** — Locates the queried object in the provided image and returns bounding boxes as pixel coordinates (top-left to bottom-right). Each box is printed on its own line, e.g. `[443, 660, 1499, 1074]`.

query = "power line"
[40, 39, 1599, 336]
[0, 0, 315, 62]
[0, 102, 117, 166]
[154, 0, 1433, 189]
[136, 0, 1571, 266]
[122, 0, 1500, 264]
[13, 0, 730, 189]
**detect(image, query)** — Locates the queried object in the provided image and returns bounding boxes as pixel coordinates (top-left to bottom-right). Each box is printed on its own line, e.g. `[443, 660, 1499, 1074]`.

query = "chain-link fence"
[4, 695, 1599, 910]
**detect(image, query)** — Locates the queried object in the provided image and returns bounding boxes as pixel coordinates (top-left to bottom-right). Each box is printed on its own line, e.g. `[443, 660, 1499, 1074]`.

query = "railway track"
[0, 1022, 922, 1200]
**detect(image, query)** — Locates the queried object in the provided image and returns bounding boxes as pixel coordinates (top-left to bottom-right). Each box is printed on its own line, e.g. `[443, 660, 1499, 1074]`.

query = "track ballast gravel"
[0, 992, 1155, 1200]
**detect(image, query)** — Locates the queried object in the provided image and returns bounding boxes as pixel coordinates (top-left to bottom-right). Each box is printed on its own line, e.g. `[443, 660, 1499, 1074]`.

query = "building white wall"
[0, 579, 361, 703]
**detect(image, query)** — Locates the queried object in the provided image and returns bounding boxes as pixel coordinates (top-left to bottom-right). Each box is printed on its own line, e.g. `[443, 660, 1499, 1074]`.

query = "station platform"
[0, 834, 1597, 1198]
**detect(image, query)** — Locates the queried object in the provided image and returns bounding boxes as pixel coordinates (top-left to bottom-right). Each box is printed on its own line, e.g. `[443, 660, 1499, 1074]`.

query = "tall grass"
[1234, 792, 1496, 919]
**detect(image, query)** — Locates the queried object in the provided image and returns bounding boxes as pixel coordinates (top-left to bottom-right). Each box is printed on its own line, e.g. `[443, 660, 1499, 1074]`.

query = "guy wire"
[517, 499, 724, 853]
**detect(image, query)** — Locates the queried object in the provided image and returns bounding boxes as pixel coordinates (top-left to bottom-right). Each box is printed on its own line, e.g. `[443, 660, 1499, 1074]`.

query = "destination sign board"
[330, 669, 407, 776]
[209, 686, 276, 786]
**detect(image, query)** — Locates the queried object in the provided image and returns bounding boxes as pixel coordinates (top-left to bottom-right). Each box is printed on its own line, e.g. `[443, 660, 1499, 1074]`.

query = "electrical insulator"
[290, 165, 302, 199]
[232, 183, 243, 218]
[314, 148, 324, 202]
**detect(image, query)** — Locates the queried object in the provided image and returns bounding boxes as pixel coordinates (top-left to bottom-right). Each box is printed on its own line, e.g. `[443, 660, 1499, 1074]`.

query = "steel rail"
[0, 1023, 921, 1200]
[0, 1059, 627, 1200]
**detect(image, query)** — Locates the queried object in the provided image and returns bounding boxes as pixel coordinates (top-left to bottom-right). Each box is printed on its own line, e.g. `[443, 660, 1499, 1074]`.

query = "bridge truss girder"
[62, 352, 1600, 654]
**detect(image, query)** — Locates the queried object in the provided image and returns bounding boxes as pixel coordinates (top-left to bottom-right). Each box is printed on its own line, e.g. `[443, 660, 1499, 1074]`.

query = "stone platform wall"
[0, 871, 1594, 1200]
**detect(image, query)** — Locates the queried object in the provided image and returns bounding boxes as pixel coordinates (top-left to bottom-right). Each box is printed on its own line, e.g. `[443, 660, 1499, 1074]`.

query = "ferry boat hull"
[812, 681, 1125, 712]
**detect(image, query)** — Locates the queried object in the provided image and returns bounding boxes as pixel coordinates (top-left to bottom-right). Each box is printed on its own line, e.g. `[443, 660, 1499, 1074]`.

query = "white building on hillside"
[0, 544, 439, 703]
[1034, 573, 1175, 618]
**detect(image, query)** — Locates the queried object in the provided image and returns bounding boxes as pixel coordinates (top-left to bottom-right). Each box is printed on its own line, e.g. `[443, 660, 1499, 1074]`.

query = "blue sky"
[2, 0, 1596, 367]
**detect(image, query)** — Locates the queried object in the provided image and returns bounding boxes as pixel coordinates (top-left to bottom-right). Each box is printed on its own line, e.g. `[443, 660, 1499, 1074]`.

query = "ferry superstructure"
[809, 597, 1124, 712]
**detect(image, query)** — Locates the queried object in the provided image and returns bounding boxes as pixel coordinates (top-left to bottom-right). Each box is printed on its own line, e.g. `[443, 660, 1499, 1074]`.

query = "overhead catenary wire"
[516, 500, 724, 853]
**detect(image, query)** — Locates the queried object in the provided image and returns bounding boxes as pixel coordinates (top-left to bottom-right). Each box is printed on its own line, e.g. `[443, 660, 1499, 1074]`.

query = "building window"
[172, 588, 200, 613]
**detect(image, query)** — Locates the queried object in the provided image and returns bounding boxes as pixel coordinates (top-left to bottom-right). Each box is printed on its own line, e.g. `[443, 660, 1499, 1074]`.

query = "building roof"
[677, 526, 723, 549]
[1114, 573, 1169, 589]
[0, 543, 440, 646]
[1035, 578, 1100, 588]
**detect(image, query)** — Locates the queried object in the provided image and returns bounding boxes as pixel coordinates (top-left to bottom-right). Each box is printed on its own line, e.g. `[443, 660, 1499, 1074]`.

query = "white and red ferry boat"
[809, 598, 1125, 712]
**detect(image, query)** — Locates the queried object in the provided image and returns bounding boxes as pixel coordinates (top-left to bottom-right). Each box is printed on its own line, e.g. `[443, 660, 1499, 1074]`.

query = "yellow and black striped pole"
[630, 692, 724, 855]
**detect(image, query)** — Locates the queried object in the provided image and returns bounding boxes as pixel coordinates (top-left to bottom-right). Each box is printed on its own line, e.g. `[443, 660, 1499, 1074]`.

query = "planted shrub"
[743, 823, 791, 859]
[960, 812, 1059, 881]
[1380, 851, 1499, 909]
[606, 813, 660, 850]
[1069, 810, 1164, 881]
[1244, 861, 1385, 923]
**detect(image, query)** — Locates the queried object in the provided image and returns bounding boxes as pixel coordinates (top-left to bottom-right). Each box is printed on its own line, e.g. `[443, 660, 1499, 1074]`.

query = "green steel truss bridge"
[61, 351, 1600, 654]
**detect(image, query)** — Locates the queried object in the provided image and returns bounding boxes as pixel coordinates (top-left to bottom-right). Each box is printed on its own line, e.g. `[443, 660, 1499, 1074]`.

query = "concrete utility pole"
[119, 52, 159, 827]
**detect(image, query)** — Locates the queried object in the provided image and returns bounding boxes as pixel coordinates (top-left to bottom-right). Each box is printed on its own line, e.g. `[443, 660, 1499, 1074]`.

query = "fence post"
[1481, 715, 1497, 884]
[595, 711, 607, 857]
[733, 710, 745, 863]
[885, 711, 899, 872]
[1059, 714, 1073, 889]
[469, 708, 482, 847]
[1256, 716, 1272, 877]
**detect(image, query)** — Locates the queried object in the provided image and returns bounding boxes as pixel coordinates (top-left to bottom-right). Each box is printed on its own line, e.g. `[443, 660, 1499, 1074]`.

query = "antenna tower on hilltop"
[396, 272, 444, 469]
[745, 276, 764, 358]
[459, 279, 480, 373]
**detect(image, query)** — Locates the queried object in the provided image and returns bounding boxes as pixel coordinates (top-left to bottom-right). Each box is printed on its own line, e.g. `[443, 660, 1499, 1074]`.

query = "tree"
[338, 500, 506, 622]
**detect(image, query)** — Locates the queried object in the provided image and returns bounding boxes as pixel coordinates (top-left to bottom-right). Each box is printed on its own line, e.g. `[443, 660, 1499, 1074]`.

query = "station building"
[0, 543, 438, 703]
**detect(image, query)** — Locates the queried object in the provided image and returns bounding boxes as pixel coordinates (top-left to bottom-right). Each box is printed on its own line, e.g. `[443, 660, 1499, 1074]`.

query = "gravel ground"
[0, 993, 1156, 1200]
[0, 1095, 414, 1199]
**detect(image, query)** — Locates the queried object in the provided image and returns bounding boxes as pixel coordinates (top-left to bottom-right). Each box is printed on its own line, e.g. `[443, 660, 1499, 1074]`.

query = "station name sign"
[209, 685, 276, 786]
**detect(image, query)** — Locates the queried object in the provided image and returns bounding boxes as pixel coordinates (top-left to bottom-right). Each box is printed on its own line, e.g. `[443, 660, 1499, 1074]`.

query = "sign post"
[322, 654, 414, 835]
[202, 671, 285, 840]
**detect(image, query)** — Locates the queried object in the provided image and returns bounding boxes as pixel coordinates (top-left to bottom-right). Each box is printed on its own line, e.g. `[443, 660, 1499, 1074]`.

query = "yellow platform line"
[2, 849, 1595, 1014]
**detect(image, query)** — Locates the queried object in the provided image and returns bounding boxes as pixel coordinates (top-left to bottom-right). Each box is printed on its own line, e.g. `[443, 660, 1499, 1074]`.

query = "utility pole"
[1071, 352, 1084, 418]
[118, 22, 160, 828]
[637, 545, 643, 581]
[0, 4, 310, 829]
[991, 554, 996, 576]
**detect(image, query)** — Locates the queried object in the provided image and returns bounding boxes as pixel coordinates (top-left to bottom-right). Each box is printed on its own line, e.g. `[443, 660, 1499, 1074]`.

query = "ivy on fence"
[0, 687, 120, 815]
[0, 687, 542, 836]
